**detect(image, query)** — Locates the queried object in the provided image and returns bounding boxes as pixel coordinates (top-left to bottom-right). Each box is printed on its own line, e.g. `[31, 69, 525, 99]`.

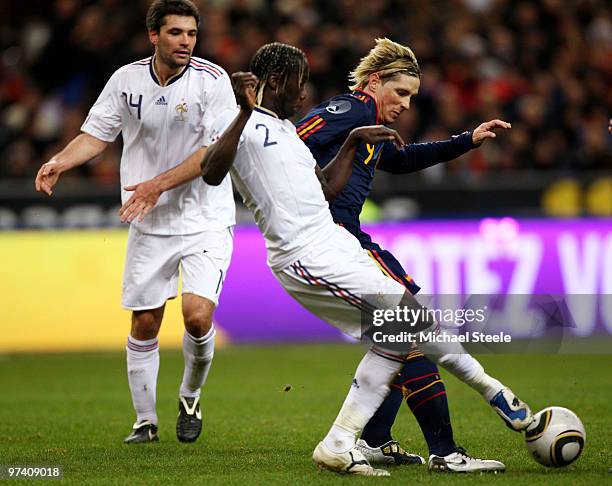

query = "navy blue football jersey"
[296, 89, 475, 237]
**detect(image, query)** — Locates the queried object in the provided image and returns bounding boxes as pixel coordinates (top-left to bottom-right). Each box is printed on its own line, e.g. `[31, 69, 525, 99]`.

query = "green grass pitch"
[0, 344, 610, 485]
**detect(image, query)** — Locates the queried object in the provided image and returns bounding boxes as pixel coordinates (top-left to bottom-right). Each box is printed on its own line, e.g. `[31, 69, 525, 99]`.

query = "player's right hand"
[119, 179, 163, 223]
[350, 125, 406, 150]
[231, 72, 258, 112]
[35, 160, 62, 196]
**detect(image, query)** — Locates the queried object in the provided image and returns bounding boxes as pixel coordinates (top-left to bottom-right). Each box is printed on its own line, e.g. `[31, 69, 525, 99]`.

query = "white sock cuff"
[438, 353, 503, 401]
[127, 335, 158, 353]
[369, 346, 407, 365]
[186, 325, 215, 345]
[136, 414, 158, 426]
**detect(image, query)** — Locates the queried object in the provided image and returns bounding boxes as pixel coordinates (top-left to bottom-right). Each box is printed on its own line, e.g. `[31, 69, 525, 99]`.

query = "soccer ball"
[524, 406, 585, 467]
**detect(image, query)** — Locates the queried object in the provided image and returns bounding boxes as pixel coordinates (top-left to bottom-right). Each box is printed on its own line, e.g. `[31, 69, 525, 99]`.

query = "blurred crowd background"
[1, 0, 611, 227]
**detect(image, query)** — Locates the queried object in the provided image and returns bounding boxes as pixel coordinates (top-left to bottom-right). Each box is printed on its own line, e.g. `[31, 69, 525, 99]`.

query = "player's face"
[278, 71, 308, 119]
[377, 74, 420, 124]
[149, 15, 197, 69]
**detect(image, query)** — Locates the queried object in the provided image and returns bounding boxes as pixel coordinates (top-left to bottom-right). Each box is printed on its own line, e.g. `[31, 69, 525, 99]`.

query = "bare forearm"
[320, 133, 359, 201]
[52, 133, 108, 172]
[118, 149, 206, 223]
[152, 147, 207, 193]
[201, 109, 252, 186]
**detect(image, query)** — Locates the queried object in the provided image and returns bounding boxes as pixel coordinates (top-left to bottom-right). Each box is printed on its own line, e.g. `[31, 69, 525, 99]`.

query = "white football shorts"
[273, 225, 406, 340]
[122, 225, 233, 310]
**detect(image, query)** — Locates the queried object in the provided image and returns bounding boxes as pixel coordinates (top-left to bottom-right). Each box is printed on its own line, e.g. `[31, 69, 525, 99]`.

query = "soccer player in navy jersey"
[124, 40, 531, 475]
[296, 38, 518, 472]
[198, 41, 532, 476]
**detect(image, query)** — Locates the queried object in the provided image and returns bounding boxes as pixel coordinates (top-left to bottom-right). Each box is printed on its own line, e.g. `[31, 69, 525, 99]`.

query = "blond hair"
[348, 38, 420, 91]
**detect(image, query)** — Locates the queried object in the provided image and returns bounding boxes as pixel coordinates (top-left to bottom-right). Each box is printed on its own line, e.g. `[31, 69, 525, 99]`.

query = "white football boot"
[489, 387, 533, 431]
[356, 439, 425, 466]
[313, 441, 390, 476]
[428, 447, 505, 473]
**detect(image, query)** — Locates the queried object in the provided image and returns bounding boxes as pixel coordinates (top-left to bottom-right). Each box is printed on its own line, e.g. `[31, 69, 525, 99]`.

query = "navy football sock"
[401, 354, 457, 457]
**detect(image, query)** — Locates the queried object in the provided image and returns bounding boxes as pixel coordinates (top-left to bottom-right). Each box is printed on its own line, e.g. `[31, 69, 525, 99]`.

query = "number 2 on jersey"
[255, 124, 278, 147]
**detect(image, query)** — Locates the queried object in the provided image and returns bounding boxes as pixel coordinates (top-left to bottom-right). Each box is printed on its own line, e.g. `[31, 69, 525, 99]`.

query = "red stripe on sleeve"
[296, 115, 320, 132]
[300, 120, 326, 140]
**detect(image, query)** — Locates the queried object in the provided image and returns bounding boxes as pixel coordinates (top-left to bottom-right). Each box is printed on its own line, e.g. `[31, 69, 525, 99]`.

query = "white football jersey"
[211, 107, 337, 270]
[82, 56, 236, 235]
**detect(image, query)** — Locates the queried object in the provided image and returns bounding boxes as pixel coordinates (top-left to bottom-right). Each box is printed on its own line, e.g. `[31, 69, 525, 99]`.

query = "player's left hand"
[472, 119, 511, 146]
[118, 180, 163, 223]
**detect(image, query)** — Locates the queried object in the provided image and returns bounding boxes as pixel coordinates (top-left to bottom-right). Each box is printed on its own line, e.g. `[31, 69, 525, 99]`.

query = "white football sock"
[323, 348, 403, 454]
[436, 352, 504, 402]
[179, 326, 215, 398]
[406, 294, 505, 401]
[126, 336, 159, 425]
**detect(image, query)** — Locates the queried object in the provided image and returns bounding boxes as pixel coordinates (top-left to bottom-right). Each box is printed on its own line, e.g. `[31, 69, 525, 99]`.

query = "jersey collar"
[149, 55, 188, 87]
[352, 88, 380, 124]
[254, 105, 280, 119]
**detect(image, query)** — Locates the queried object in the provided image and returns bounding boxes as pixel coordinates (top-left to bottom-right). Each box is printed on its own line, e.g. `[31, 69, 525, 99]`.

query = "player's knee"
[182, 294, 215, 337]
[183, 308, 213, 338]
[131, 309, 163, 339]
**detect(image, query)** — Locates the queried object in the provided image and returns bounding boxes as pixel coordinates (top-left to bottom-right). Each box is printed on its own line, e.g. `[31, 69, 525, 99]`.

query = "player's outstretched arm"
[318, 125, 404, 201]
[201, 72, 257, 186]
[35, 133, 108, 196]
[377, 118, 511, 174]
[119, 147, 207, 223]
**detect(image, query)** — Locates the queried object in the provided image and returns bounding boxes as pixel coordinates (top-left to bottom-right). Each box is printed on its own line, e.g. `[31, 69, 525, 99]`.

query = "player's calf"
[399, 354, 457, 456]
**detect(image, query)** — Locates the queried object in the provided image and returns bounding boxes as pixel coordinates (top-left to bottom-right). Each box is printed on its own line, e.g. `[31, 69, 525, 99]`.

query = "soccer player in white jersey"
[34, 0, 235, 444]
[199, 43, 532, 476]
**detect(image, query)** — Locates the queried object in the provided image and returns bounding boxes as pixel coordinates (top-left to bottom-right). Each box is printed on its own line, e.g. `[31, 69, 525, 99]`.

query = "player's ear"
[268, 73, 280, 91]
[368, 73, 381, 93]
[148, 29, 159, 46]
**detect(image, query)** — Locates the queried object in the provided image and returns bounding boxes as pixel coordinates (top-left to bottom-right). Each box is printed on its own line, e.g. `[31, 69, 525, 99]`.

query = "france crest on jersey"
[81, 55, 236, 235]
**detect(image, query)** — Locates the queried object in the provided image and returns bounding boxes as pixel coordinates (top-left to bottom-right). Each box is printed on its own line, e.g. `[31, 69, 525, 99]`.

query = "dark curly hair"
[249, 43, 309, 105]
